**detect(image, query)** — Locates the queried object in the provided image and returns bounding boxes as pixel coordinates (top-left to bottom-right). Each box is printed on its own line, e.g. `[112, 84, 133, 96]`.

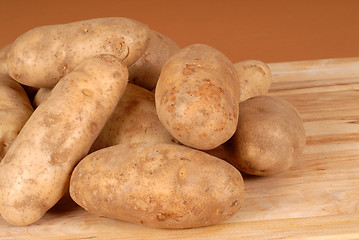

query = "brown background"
[1, 0, 359, 63]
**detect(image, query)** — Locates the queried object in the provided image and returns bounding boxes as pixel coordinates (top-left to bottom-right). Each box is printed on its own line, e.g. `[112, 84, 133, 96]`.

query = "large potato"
[224, 95, 306, 176]
[0, 74, 33, 160]
[234, 60, 272, 102]
[70, 142, 245, 229]
[7, 17, 149, 88]
[155, 44, 239, 150]
[129, 30, 180, 90]
[0, 54, 128, 226]
[0, 44, 11, 74]
[90, 83, 176, 152]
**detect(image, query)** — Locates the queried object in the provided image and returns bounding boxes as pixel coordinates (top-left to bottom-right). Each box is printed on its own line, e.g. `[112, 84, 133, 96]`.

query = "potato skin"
[7, 17, 149, 88]
[0, 54, 128, 226]
[0, 44, 11, 74]
[224, 96, 306, 176]
[0, 74, 33, 160]
[234, 60, 272, 102]
[90, 83, 176, 152]
[129, 30, 180, 90]
[32, 87, 51, 108]
[155, 44, 239, 150]
[70, 142, 245, 229]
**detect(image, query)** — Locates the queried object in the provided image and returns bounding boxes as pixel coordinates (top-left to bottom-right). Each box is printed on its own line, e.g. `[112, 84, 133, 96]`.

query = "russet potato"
[70, 142, 245, 229]
[155, 44, 239, 150]
[224, 95, 306, 176]
[0, 54, 128, 226]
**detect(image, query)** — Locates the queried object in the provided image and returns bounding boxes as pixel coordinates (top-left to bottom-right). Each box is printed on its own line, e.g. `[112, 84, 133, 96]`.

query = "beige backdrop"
[1, 0, 359, 63]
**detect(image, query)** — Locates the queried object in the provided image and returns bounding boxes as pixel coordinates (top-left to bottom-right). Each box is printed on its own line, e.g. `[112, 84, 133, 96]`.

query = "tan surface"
[1, 0, 359, 63]
[1, 57, 359, 239]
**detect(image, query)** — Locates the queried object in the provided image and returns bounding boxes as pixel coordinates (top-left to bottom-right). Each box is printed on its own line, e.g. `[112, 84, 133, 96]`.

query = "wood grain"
[1, 57, 359, 239]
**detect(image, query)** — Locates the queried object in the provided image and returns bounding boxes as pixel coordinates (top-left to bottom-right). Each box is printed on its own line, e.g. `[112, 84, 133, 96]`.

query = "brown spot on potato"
[43, 114, 59, 126]
[177, 167, 186, 185]
[166, 104, 176, 113]
[81, 89, 93, 97]
[50, 154, 61, 165]
[198, 132, 208, 137]
[230, 200, 239, 207]
[118, 41, 124, 49]
[164, 87, 178, 113]
[13, 195, 47, 212]
[183, 64, 196, 75]
[156, 212, 182, 222]
[112, 71, 122, 79]
[90, 121, 98, 133]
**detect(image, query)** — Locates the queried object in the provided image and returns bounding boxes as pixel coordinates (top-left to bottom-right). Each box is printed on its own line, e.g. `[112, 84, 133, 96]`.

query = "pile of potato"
[0, 17, 306, 228]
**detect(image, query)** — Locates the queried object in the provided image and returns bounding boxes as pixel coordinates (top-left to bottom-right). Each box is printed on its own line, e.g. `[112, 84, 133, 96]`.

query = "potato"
[155, 44, 239, 150]
[70, 142, 245, 229]
[234, 60, 272, 102]
[0, 44, 11, 74]
[7, 17, 149, 88]
[128, 30, 180, 90]
[90, 83, 176, 152]
[32, 87, 51, 108]
[0, 54, 128, 226]
[0, 74, 33, 160]
[224, 95, 306, 176]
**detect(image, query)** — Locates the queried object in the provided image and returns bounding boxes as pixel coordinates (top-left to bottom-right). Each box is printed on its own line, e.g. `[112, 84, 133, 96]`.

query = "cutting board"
[1, 57, 359, 239]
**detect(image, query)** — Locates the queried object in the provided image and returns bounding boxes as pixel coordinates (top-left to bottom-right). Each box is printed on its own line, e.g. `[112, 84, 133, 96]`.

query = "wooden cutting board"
[1, 57, 359, 240]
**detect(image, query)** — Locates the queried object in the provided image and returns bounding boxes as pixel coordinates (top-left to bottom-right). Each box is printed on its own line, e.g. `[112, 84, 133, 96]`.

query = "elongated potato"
[90, 83, 176, 152]
[234, 60, 272, 102]
[7, 17, 149, 88]
[0, 74, 33, 160]
[0, 54, 128, 226]
[155, 44, 239, 150]
[224, 96, 306, 176]
[70, 142, 245, 229]
[129, 30, 180, 90]
[0, 44, 11, 74]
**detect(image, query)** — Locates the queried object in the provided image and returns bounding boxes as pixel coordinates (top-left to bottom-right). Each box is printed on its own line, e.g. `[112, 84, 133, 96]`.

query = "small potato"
[234, 60, 272, 102]
[0, 44, 11, 74]
[32, 87, 52, 108]
[128, 30, 180, 90]
[155, 44, 239, 150]
[90, 83, 176, 152]
[7, 17, 149, 88]
[0, 74, 33, 160]
[70, 142, 245, 229]
[0, 54, 128, 226]
[224, 95, 306, 176]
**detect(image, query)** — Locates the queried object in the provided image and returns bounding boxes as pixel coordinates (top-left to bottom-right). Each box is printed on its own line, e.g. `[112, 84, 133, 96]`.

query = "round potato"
[0, 74, 33, 160]
[70, 142, 245, 229]
[90, 83, 176, 152]
[234, 60, 272, 102]
[155, 44, 239, 150]
[224, 95, 306, 176]
[7, 17, 149, 88]
[0, 54, 129, 226]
